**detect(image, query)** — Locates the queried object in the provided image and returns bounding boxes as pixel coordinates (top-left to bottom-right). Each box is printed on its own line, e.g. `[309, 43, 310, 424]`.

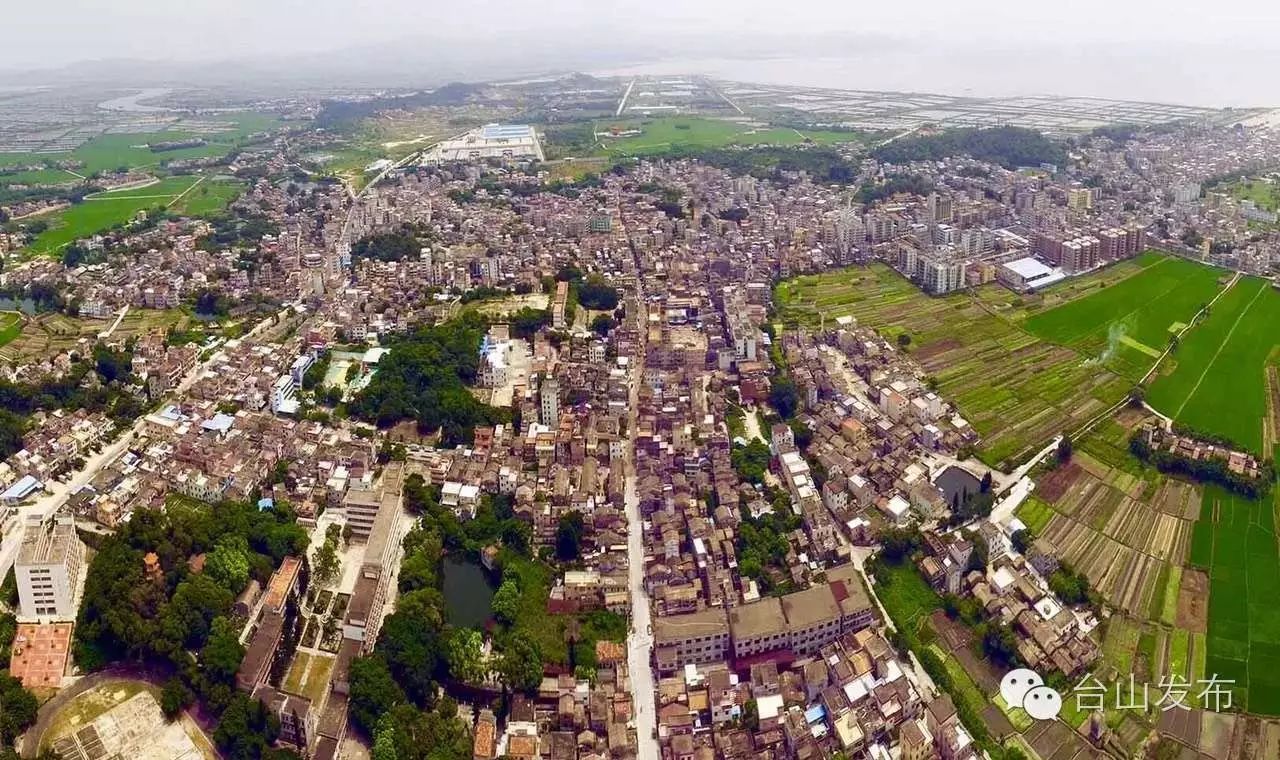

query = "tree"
[981, 622, 1022, 668]
[213, 693, 278, 760]
[555, 511, 585, 562]
[206, 534, 251, 592]
[160, 677, 195, 719]
[979, 471, 993, 494]
[590, 313, 615, 337]
[444, 628, 486, 684]
[349, 655, 407, 736]
[788, 418, 813, 450]
[769, 376, 799, 419]
[730, 439, 772, 485]
[1011, 528, 1033, 555]
[896, 333, 912, 349]
[496, 635, 543, 693]
[491, 578, 519, 624]
[880, 526, 922, 563]
[1056, 435, 1073, 465]
[372, 714, 398, 760]
[313, 525, 341, 588]
[376, 590, 444, 706]
[1128, 387, 1145, 409]
[0, 672, 37, 744]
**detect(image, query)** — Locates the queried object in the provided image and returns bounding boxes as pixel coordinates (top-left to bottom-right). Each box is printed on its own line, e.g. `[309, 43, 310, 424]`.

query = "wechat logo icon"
[1000, 668, 1062, 721]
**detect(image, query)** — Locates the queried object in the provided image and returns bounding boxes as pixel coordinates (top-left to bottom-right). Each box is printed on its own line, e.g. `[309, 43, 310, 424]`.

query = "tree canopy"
[872, 126, 1066, 168]
[349, 313, 510, 446]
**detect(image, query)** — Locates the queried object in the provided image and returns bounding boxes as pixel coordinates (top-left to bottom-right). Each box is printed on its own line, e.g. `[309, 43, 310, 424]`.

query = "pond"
[934, 464, 982, 508]
[442, 557, 495, 629]
[0, 297, 39, 315]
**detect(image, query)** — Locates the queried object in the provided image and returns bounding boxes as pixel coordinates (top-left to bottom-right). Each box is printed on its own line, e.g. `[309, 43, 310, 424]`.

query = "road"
[616, 80, 636, 117]
[0, 307, 289, 579]
[622, 305, 658, 759]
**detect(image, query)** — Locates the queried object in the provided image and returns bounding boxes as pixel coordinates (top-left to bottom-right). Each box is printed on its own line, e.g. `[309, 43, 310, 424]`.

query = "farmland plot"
[1024, 254, 1225, 381]
[775, 264, 1133, 468]
[1148, 277, 1280, 454]
[1195, 486, 1280, 715]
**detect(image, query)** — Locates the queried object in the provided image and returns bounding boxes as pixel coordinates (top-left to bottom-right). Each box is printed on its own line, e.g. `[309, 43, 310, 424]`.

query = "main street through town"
[623, 291, 658, 759]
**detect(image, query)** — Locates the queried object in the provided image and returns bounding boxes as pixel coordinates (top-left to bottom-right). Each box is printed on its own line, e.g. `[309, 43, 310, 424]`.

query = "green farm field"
[593, 117, 865, 157]
[775, 263, 1133, 467]
[1190, 486, 1280, 714]
[26, 176, 202, 254]
[168, 178, 245, 216]
[0, 167, 83, 187]
[0, 312, 22, 347]
[1220, 177, 1280, 212]
[1023, 254, 1225, 380]
[1146, 277, 1280, 454]
[0, 113, 280, 177]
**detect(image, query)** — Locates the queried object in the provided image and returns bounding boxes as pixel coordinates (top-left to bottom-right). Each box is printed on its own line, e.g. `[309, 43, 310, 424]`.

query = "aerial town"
[0, 70, 1278, 760]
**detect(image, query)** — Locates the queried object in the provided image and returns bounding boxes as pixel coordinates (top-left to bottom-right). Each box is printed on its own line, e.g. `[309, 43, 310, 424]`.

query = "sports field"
[593, 117, 864, 157]
[775, 263, 1133, 467]
[1023, 254, 1225, 380]
[27, 176, 202, 254]
[1147, 277, 1280, 454]
[1189, 486, 1280, 714]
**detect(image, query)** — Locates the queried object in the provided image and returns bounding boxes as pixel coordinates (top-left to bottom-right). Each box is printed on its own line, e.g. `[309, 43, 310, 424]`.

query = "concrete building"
[15, 516, 84, 620]
[540, 375, 560, 426]
[271, 374, 299, 416]
[997, 257, 1066, 291]
[427, 123, 545, 163]
[653, 607, 731, 674]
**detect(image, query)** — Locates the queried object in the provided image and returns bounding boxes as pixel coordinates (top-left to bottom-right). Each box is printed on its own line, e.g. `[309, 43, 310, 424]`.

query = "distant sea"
[594, 47, 1280, 109]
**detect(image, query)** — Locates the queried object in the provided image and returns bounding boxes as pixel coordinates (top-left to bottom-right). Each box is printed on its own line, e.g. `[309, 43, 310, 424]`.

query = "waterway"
[594, 45, 1280, 108]
[442, 557, 495, 629]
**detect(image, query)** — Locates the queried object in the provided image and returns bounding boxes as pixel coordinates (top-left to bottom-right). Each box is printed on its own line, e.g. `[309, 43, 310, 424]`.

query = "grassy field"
[1193, 485, 1280, 714]
[1014, 495, 1054, 533]
[168, 178, 244, 216]
[1221, 177, 1280, 212]
[1147, 276, 1280, 454]
[591, 117, 865, 157]
[775, 263, 1133, 467]
[26, 176, 202, 254]
[0, 167, 82, 186]
[1023, 254, 1224, 380]
[0, 312, 22, 347]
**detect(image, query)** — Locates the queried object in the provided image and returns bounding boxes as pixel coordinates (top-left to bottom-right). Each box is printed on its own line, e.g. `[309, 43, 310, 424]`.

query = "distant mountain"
[0, 31, 894, 93]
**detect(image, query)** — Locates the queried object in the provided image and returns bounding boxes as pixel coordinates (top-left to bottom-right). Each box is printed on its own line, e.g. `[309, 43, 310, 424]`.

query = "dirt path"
[165, 175, 206, 209]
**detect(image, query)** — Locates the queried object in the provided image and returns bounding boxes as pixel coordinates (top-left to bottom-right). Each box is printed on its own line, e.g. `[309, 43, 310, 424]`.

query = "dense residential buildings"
[4, 95, 1279, 760]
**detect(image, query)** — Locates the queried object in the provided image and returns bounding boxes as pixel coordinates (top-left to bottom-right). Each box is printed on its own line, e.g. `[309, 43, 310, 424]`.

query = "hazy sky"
[6, 0, 1280, 69]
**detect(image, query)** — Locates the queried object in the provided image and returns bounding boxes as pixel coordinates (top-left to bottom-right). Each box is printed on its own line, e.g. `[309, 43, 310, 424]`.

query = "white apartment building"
[16, 516, 84, 620]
